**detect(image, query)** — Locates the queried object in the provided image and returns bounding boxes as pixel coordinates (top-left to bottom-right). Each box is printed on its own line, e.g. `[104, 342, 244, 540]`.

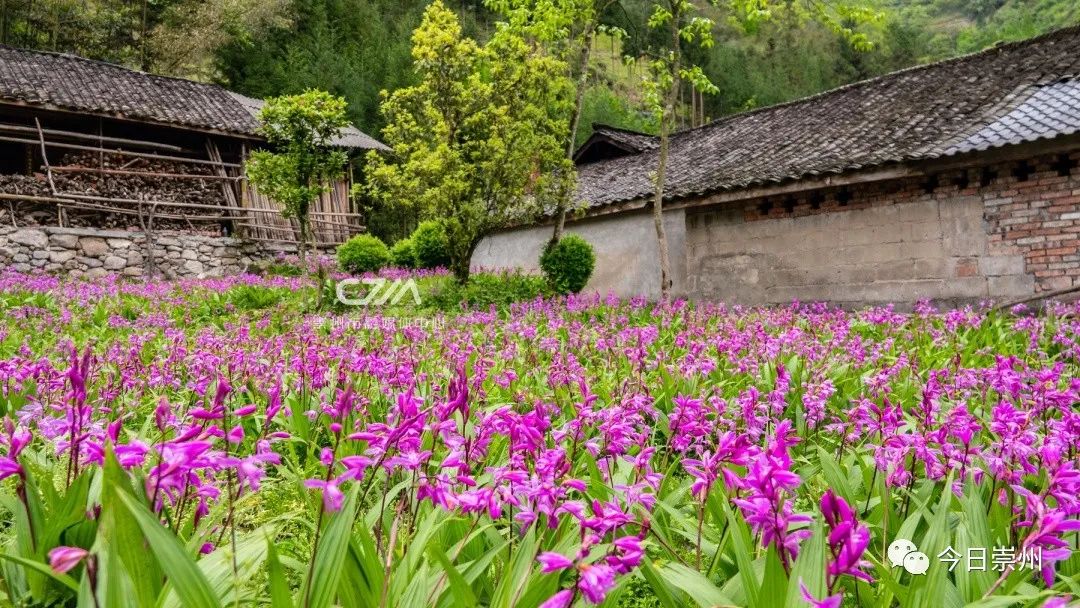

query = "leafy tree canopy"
[366, 0, 574, 282]
[245, 90, 351, 261]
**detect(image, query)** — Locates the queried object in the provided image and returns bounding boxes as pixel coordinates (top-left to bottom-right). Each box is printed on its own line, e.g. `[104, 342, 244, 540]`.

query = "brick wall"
[684, 150, 1080, 306]
[982, 153, 1080, 293]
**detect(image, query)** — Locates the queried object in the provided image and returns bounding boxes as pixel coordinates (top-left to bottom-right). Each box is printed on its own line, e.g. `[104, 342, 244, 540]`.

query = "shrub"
[427, 271, 548, 311]
[411, 221, 451, 269]
[337, 234, 391, 274]
[540, 234, 596, 294]
[390, 238, 416, 268]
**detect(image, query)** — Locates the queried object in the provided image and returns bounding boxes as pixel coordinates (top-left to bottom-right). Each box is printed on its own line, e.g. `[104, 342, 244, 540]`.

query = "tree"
[245, 90, 350, 264]
[485, 0, 622, 244]
[366, 0, 573, 283]
[640, 0, 877, 299]
[641, 0, 719, 300]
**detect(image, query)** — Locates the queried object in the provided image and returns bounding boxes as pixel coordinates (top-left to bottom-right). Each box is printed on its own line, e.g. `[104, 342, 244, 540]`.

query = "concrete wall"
[474, 151, 1080, 306]
[473, 209, 686, 300]
[685, 152, 1080, 306]
[0, 225, 268, 279]
[686, 193, 1030, 307]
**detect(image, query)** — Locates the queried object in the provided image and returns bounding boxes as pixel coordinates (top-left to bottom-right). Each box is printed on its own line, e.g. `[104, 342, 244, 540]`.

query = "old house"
[0, 45, 386, 277]
[474, 25, 1080, 306]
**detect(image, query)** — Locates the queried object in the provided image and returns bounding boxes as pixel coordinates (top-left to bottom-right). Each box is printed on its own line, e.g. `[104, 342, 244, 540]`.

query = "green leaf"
[490, 525, 538, 608]
[267, 535, 295, 608]
[724, 505, 761, 608]
[299, 487, 358, 608]
[760, 546, 789, 608]
[784, 520, 825, 608]
[113, 490, 221, 608]
[816, 446, 855, 504]
[0, 552, 80, 593]
[99, 449, 160, 607]
[428, 541, 478, 607]
[640, 558, 682, 608]
[660, 562, 736, 607]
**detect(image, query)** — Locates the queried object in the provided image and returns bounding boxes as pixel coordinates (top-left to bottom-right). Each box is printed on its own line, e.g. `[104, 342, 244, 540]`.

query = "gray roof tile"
[0, 45, 387, 150]
[576, 25, 1080, 209]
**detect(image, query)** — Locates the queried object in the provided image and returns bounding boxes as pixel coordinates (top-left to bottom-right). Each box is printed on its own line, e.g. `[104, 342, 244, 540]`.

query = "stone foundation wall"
[0, 225, 271, 279]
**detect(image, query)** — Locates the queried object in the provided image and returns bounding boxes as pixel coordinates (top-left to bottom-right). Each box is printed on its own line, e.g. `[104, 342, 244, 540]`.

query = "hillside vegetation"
[0, 0, 1075, 142]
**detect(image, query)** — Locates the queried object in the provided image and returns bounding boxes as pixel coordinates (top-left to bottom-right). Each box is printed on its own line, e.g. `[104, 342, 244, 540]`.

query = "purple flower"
[799, 580, 842, 608]
[577, 562, 616, 604]
[733, 421, 810, 569]
[820, 490, 873, 588]
[304, 479, 345, 512]
[0, 457, 21, 481]
[537, 552, 574, 573]
[48, 546, 88, 574]
[539, 589, 574, 608]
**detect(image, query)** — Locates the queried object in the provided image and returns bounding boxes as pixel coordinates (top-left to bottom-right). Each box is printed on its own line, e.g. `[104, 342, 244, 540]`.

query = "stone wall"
[0, 225, 269, 279]
[685, 152, 1079, 306]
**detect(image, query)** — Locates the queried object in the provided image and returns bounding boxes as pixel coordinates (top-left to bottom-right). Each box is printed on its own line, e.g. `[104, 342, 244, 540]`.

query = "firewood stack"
[0, 152, 233, 233]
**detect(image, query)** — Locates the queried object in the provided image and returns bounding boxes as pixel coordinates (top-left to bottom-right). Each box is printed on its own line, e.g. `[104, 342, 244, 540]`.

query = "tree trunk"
[297, 214, 309, 266]
[140, 0, 149, 71]
[653, 5, 683, 301]
[552, 23, 597, 244]
[653, 117, 673, 300]
[451, 238, 479, 285]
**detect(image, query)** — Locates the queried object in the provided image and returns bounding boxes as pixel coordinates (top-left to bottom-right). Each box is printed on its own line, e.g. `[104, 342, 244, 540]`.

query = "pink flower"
[577, 563, 616, 604]
[0, 457, 22, 481]
[48, 546, 88, 574]
[304, 479, 345, 512]
[800, 580, 842, 608]
[537, 552, 574, 573]
[539, 589, 574, 608]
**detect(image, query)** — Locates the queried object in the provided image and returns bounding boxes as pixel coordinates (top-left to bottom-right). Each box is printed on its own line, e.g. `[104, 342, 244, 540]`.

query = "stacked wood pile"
[0, 152, 233, 233]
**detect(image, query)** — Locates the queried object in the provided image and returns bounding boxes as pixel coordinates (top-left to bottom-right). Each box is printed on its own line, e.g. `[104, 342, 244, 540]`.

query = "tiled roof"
[576, 24, 1080, 210]
[939, 77, 1080, 155]
[228, 93, 389, 152]
[0, 45, 387, 150]
[574, 124, 658, 164]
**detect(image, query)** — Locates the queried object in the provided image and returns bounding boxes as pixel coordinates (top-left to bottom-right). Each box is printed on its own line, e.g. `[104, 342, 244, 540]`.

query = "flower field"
[0, 272, 1078, 608]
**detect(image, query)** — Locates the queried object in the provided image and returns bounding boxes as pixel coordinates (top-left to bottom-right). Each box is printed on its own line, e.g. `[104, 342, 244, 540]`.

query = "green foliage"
[215, 0, 495, 134]
[410, 221, 451, 269]
[366, 0, 574, 282]
[245, 90, 351, 260]
[540, 234, 596, 294]
[389, 238, 416, 268]
[426, 271, 550, 311]
[336, 234, 391, 274]
[578, 85, 658, 147]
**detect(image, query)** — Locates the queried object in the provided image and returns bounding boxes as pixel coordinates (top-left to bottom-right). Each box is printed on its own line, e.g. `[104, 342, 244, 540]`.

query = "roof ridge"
[591, 122, 656, 137]
[668, 22, 1080, 142]
[0, 44, 229, 94]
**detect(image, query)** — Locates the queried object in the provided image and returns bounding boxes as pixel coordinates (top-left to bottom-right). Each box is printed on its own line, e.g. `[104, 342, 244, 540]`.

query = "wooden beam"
[0, 135, 242, 168]
[0, 122, 186, 152]
[49, 166, 239, 181]
[0, 100, 263, 142]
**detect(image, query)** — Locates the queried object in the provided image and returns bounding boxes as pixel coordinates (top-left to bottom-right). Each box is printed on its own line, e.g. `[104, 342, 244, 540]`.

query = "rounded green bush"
[390, 238, 416, 268]
[540, 234, 596, 294]
[337, 234, 391, 274]
[411, 221, 451, 269]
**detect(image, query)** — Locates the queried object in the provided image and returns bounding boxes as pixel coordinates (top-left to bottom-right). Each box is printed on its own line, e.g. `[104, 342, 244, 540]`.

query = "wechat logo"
[888, 538, 930, 575]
